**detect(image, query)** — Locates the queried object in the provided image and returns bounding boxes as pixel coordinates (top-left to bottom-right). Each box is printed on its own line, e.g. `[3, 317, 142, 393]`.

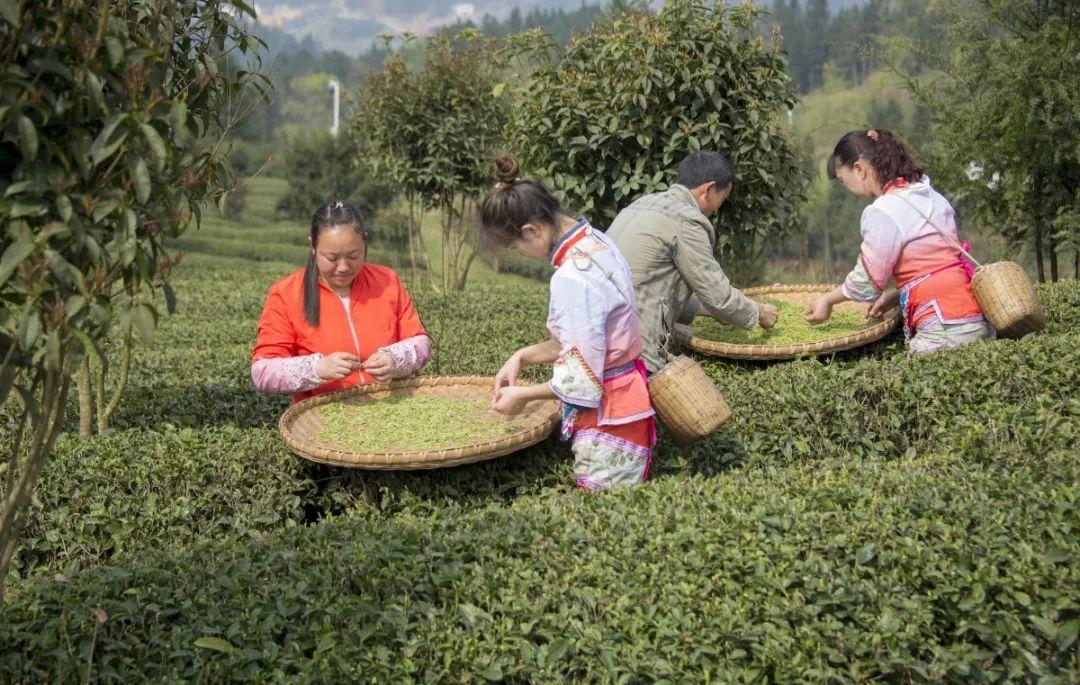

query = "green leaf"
[1029, 615, 1056, 639]
[105, 37, 124, 66]
[140, 123, 167, 170]
[170, 102, 188, 138]
[18, 311, 39, 351]
[85, 72, 105, 111]
[91, 114, 129, 165]
[17, 115, 37, 161]
[132, 304, 156, 344]
[10, 202, 46, 218]
[92, 199, 118, 223]
[1059, 619, 1079, 652]
[479, 663, 502, 681]
[4, 180, 39, 196]
[130, 156, 151, 203]
[0, 0, 20, 27]
[0, 237, 33, 287]
[193, 636, 233, 653]
[56, 194, 73, 222]
[547, 638, 570, 664]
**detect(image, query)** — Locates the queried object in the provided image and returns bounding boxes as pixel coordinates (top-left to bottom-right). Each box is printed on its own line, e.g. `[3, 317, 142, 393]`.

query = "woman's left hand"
[362, 350, 395, 382]
[867, 288, 900, 318]
[492, 385, 529, 416]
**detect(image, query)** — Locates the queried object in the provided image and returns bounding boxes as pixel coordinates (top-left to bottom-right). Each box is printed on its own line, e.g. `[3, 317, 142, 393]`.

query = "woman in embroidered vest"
[803, 129, 993, 353]
[251, 200, 431, 401]
[479, 155, 655, 490]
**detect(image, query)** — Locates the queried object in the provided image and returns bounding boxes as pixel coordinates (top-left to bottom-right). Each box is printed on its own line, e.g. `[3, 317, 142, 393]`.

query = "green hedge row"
[9, 281, 1077, 586]
[7, 426, 313, 583]
[3, 268, 1076, 679]
[1, 440, 1076, 681]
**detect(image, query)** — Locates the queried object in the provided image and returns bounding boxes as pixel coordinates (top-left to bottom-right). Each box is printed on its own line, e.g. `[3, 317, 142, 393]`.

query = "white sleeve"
[547, 272, 608, 408]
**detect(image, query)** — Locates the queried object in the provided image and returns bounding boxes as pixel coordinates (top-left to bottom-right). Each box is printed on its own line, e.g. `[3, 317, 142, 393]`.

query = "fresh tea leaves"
[692, 300, 879, 345]
[318, 395, 524, 452]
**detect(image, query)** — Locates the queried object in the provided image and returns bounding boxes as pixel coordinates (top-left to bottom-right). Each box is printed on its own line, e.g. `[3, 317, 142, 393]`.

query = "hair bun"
[493, 154, 521, 184]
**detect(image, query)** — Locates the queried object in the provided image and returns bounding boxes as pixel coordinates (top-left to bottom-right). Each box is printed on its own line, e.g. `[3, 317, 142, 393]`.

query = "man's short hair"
[676, 151, 734, 190]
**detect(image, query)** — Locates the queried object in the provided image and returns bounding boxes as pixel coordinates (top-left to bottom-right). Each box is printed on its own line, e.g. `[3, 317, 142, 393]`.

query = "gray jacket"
[607, 184, 759, 372]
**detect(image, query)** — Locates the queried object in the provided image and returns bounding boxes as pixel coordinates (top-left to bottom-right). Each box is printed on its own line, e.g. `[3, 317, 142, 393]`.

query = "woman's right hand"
[802, 296, 834, 324]
[315, 352, 362, 380]
[494, 351, 523, 392]
[758, 303, 779, 329]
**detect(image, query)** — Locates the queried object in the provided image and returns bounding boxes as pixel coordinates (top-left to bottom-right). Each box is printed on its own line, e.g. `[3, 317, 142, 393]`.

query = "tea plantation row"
[1, 245, 1077, 681]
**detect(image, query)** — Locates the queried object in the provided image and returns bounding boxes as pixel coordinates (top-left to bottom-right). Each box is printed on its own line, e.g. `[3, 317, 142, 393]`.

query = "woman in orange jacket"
[251, 200, 430, 402]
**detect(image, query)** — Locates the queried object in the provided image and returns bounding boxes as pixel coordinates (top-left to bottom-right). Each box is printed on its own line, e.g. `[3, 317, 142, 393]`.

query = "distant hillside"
[253, 0, 872, 55]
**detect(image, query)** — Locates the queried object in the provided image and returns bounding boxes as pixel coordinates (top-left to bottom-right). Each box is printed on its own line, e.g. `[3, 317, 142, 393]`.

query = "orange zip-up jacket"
[252, 263, 426, 402]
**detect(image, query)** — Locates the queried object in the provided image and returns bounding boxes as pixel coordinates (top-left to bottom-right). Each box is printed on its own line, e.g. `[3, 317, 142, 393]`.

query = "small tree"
[910, 0, 1080, 282]
[0, 0, 262, 598]
[507, 0, 806, 282]
[275, 132, 394, 222]
[354, 32, 508, 292]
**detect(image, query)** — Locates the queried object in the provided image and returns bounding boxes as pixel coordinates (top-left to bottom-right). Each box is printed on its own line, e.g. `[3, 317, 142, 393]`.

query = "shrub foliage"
[1, 258, 1078, 680]
[509, 0, 806, 277]
[0, 0, 262, 598]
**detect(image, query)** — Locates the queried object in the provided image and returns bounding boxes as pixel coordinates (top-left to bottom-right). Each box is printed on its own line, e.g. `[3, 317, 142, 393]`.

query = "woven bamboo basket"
[675, 284, 899, 361]
[647, 355, 732, 445]
[279, 376, 560, 470]
[971, 261, 1045, 338]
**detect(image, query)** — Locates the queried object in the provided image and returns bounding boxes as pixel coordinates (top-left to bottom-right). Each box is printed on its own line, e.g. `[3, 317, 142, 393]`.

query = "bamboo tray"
[675, 284, 900, 361]
[279, 376, 560, 470]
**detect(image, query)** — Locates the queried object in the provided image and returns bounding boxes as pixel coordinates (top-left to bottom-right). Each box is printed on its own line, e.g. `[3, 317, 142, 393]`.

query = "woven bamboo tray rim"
[279, 375, 560, 470]
[679, 283, 899, 360]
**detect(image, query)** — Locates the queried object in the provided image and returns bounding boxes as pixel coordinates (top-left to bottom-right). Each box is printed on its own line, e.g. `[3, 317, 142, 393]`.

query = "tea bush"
[7, 426, 314, 583]
[0, 443, 1075, 682]
[1, 215, 1077, 680]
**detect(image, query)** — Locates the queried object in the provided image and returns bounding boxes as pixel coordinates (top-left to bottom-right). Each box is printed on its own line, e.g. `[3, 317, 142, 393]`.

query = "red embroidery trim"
[859, 251, 887, 293]
[562, 346, 602, 393]
[551, 225, 590, 268]
[881, 177, 909, 195]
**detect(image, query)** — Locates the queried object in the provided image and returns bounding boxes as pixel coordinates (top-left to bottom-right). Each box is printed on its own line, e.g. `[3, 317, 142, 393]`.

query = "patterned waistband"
[603, 360, 640, 380]
[900, 260, 968, 296]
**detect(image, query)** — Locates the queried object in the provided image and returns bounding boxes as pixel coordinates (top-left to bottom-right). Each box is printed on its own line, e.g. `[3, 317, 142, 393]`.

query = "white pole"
[328, 80, 340, 137]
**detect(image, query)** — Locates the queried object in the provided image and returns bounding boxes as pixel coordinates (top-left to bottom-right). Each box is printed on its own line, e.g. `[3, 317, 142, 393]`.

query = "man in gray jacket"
[608, 151, 778, 373]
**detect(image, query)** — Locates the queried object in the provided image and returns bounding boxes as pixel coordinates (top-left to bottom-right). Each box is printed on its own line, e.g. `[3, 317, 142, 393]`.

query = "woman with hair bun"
[803, 129, 992, 353]
[479, 154, 655, 490]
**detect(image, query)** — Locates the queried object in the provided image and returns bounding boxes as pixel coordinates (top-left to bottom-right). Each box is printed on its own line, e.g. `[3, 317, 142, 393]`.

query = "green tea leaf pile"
[318, 395, 524, 452]
[692, 300, 879, 345]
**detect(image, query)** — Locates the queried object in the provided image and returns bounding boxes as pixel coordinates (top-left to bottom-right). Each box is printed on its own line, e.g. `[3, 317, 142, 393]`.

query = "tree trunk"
[0, 367, 71, 602]
[1048, 234, 1059, 282]
[1034, 223, 1045, 283]
[76, 356, 94, 437]
[95, 328, 133, 433]
[406, 194, 418, 284]
[822, 219, 832, 282]
[441, 209, 451, 294]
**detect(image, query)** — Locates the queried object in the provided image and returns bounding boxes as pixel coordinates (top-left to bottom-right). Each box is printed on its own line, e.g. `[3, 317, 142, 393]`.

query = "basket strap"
[569, 246, 633, 307]
[892, 192, 983, 269]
